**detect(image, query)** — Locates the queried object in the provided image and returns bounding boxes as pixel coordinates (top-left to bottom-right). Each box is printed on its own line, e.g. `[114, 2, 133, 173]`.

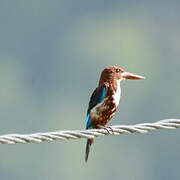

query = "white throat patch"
[113, 80, 121, 106]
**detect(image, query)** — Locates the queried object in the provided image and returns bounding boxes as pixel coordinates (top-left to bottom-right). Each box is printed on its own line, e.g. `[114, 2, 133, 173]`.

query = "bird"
[85, 66, 145, 162]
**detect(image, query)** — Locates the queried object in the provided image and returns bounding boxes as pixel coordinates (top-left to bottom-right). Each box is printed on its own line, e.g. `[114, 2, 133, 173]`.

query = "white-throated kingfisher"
[85, 66, 145, 162]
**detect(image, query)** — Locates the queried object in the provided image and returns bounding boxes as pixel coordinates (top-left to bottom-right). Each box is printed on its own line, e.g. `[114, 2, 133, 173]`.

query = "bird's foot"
[96, 125, 114, 134]
[105, 126, 114, 134]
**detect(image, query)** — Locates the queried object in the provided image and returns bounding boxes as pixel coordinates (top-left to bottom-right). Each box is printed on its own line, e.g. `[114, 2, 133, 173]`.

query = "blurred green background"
[0, 0, 180, 179]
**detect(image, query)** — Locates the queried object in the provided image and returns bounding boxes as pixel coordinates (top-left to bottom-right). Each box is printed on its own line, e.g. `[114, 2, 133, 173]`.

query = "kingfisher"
[85, 66, 145, 162]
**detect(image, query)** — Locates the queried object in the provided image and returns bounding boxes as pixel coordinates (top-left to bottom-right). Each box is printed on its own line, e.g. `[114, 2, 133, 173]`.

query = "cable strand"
[0, 119, 179, 144]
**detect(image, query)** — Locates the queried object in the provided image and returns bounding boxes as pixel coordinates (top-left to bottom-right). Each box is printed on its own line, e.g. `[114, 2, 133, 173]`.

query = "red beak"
[122, 71, 145, 80]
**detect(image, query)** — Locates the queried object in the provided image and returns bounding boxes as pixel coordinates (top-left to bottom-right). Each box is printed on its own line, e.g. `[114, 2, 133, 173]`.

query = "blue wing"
[86, 86, 108, 129]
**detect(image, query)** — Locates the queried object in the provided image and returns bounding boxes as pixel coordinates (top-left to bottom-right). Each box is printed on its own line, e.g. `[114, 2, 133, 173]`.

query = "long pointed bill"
[122, 72, 145, 80]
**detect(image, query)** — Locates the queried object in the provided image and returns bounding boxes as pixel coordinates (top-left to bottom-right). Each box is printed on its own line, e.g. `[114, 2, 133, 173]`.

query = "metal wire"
[0, 119, 179, 144]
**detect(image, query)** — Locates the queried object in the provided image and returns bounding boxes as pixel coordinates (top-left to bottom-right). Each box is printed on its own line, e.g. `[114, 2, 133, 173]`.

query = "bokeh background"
[0, 0, 180, 179]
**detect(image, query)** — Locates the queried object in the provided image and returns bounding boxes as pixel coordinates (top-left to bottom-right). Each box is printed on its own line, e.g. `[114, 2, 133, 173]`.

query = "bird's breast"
[90, 81, 121, 128]
[90, 95, 118, 128]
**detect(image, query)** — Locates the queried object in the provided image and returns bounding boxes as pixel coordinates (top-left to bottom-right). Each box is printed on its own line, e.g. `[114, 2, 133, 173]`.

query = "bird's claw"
[96, 125, 114, 134]
[104, 126, 114, 134]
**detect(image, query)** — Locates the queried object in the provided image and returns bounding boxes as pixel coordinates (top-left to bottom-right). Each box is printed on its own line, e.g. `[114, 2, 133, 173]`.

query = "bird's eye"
[115, 69, 120, 73]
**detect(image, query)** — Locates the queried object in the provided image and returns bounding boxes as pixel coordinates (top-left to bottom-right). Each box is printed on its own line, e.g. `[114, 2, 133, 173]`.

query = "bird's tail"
[85, 138, 94, 162]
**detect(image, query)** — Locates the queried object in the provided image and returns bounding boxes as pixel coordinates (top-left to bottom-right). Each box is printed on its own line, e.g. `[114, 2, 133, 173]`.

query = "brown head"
[99, 66, 145, 85]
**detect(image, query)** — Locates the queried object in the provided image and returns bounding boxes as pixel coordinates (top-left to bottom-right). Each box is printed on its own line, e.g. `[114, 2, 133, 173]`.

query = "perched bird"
[85, 66, 145, 162]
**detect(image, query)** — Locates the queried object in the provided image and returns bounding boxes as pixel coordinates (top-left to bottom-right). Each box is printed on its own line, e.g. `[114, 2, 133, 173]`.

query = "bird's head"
[99, 66, 145, 84]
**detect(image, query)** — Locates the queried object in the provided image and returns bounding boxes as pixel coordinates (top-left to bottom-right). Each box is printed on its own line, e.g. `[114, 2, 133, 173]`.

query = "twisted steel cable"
[0, 119, 179, 144]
